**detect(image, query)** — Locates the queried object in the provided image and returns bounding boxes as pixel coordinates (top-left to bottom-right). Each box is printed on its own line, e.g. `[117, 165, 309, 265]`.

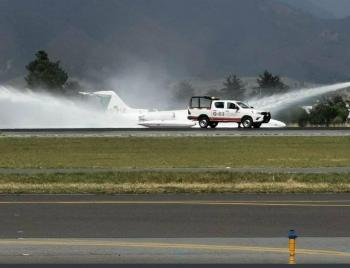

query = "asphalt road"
[2, 238, 350, 264]
[1, 194, 350, 264]
[1, 194, 350, 238]
[1, 128, 350, 137]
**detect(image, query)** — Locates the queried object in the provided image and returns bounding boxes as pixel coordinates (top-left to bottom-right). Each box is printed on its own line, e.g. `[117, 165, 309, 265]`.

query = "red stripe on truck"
[210, 117, 241, 122]
[188, 116, 241, 123]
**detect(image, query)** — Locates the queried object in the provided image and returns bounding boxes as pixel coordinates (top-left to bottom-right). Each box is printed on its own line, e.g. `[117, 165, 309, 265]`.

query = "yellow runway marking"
[0, 200, 350, 207]
[0, 239, 349, 258]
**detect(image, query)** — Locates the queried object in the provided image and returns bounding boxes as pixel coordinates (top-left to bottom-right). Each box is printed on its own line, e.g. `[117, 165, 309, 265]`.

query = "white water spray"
[0, 82, 349, 128]
[249, 82, 350, 113]
[0, 86, 138, 128]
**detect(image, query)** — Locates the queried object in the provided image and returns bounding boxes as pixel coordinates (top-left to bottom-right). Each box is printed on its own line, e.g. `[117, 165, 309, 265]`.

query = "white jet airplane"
[79, 91, 286, 128]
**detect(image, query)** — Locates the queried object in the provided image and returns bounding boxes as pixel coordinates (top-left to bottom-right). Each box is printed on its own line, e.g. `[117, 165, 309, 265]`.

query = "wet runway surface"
[0, 128, 350, 137]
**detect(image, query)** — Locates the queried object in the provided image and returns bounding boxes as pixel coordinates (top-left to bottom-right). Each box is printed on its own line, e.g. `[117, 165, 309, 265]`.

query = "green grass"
[0, 136, 350, 168]
[0, 172, 350, 193]
[1, 136, 349, 193]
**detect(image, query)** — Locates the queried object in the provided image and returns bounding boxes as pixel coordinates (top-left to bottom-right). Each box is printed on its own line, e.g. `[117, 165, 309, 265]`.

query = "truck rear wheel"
[199, 117, 210, 128]
[242, 117, 253, 128]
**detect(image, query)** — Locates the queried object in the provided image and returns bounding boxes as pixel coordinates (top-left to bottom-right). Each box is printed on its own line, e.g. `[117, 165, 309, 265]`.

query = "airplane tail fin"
[88, 91, 133, 112]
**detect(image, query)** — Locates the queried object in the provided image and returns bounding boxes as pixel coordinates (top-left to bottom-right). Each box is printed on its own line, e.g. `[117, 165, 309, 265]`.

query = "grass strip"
[1, 136, 350, 168]
[1, 172, 350, 193]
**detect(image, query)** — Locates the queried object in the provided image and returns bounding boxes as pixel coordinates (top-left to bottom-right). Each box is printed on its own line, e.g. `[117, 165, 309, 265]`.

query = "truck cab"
[188, 96, 271, 128]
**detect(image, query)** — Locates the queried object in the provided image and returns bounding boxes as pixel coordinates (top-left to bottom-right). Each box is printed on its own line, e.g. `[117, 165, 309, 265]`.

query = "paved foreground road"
[1, 194, 350, 238]
[0, 194, 350, 264]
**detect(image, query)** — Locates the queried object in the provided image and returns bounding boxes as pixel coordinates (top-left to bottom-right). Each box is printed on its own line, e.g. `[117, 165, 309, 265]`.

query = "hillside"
[1, 0, 350, 86]
[279, 0, 335, 19]
[309, 0, 350, 18]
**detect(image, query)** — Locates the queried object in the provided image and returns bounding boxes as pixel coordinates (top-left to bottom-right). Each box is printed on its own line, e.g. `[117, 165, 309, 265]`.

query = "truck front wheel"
[209, 122, 218, 128]
[241, 117, 253, 128]
[198, 117, 210, 128]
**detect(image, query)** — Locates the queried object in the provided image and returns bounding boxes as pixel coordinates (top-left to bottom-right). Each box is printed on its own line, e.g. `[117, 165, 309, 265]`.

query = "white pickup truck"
[187, 96, 271, 128]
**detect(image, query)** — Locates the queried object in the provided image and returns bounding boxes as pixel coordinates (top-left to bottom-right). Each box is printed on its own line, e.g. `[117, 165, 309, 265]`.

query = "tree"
[173, 81, 195, 102]
[309, 103, 337, 126]
[257, 70, 289, 96]
[276, 95, 348, 127]
[296, 108, 309, 127]
[308, 96, 348, 126]
[329, 95, 349, 124]
[25, 50, 68, 93]
[63, 80, 83, 96]
[222, 74, 245, 99]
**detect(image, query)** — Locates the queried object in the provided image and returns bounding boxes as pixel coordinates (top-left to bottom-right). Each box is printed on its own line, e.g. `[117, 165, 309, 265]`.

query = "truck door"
[226, 102, 241, 122]
[211, 101, 227, 121]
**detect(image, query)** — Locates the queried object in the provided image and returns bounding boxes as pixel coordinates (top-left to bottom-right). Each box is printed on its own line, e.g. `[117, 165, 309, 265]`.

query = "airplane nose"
[278, 122, 287, 127]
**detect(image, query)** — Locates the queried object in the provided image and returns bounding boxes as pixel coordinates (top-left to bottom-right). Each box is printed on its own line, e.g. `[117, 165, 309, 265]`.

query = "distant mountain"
[279, 0, 335, 19]
[309, 0, 350, 19]
[1, 0, 350, 85]
[280, 0, 350, 19]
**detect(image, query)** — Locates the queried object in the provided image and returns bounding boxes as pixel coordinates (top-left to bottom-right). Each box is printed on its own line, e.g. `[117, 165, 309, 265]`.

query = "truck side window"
[215, 102, 224, 109]
[200, 98, 211, 108]
[228, 103, 236, 109]
[191, 98, 200, 108]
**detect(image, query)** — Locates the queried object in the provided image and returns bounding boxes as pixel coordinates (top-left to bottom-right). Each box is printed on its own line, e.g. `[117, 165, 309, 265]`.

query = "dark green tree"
[309, 103, 337, 126]
[257, 70, 289, 96]
[308, 96, 348, 126]
[63, 80, 83, 96]
[25, 50, 68, 93]
[222, 74, 245, 99]
[173, 81, 195, 102]
[329, 96, 349, 124]
[297, 109, 310, 127]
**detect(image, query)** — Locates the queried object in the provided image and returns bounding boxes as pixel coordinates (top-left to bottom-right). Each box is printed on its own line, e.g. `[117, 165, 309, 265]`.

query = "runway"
[0, 194, 350, 264]
[1, 194, 350, 238]
[1, 128, 350, 137]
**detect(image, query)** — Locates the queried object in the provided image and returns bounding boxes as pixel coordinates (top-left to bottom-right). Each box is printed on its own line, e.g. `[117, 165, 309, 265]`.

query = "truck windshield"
[237, 102, 250, 109]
